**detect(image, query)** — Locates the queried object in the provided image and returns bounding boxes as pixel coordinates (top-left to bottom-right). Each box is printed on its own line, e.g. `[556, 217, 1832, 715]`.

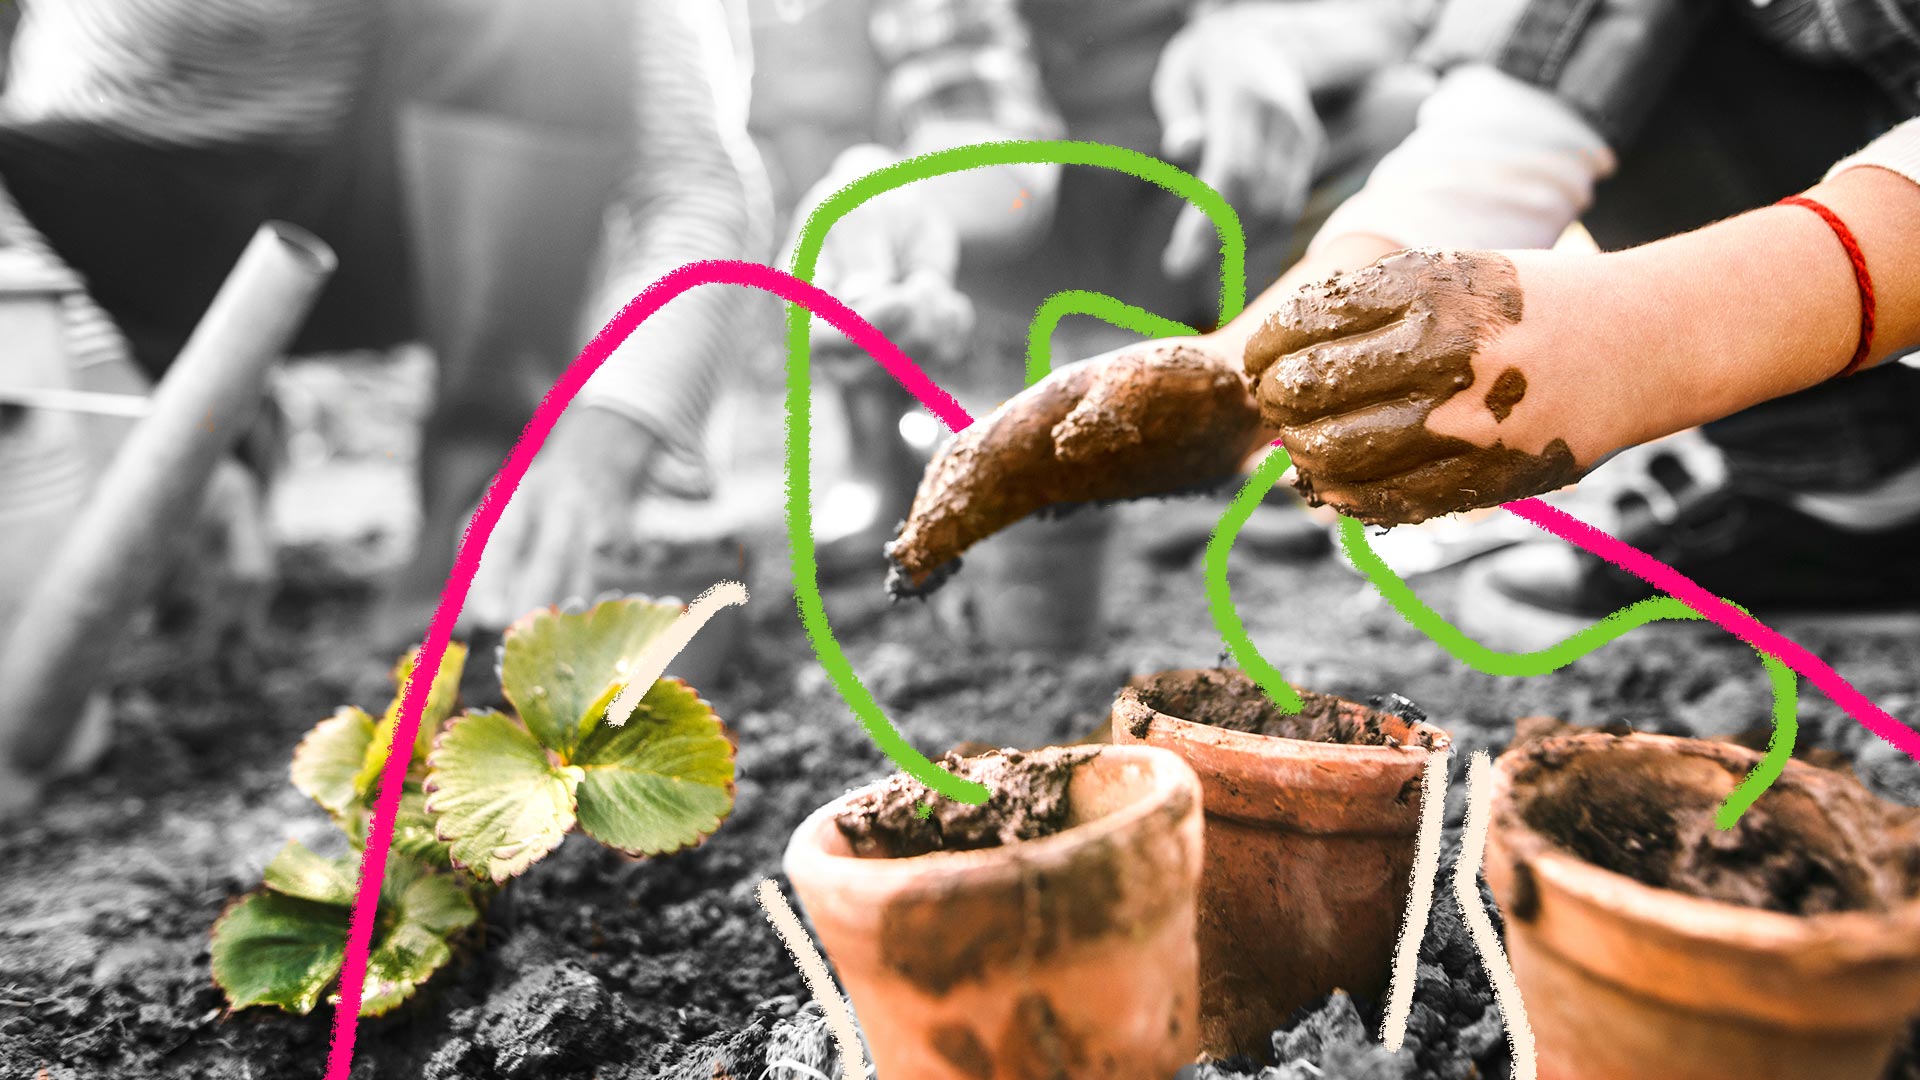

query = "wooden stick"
[0, 223, 336, 768]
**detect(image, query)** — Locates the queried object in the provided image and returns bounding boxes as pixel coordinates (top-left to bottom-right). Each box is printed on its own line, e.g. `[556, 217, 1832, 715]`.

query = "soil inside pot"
[1129, 667, 1440, 748]
[833, 747, 1101, 859]
[1520, 750, 1920, 916]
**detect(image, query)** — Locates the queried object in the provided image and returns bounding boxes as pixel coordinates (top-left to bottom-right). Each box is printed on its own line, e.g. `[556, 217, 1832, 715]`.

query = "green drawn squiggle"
[1024, 290, 1199, 388]
[786, 141, 1244, 804]
[1336, 509, 1798, 826]
[795, 139, 1793, 824]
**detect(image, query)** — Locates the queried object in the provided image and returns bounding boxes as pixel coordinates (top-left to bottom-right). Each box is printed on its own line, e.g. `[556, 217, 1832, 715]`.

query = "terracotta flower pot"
[1110, 669, 1450, 1059]
[1487, 732, 1920, 1080]
[783, 745, 1205, 1080]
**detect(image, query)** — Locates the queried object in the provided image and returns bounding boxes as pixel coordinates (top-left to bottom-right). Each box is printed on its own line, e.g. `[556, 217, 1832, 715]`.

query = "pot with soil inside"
[1488, 732, 1920, 1080]
[1110, 668, 1450, 1059]
[783, 744, 1205, 1080]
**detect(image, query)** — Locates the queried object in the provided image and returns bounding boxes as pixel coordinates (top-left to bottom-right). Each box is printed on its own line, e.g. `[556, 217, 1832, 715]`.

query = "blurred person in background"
[0, 0, 767, 652]
[763, 0, 1436, 567]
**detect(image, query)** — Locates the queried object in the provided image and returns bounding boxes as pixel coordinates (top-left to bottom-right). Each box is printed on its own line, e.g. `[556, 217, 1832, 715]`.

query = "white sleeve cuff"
[1827, 118, 1920, 190]
[1312, 64, 1616, 253]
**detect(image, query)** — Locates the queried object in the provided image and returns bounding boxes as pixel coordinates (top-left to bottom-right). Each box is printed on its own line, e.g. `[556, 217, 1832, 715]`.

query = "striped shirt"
[0, 0, 764, 498]
[1, 0, 364, 149]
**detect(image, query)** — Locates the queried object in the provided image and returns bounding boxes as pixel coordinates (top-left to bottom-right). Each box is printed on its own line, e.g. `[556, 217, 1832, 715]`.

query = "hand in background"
[1153, 4, 1328, 278]
[792, 146, 974, 368]
[465, 405, 656, 628]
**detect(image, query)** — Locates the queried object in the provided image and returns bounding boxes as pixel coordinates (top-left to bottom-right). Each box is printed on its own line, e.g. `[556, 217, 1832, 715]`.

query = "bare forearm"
[1597, 165, 1920, 448]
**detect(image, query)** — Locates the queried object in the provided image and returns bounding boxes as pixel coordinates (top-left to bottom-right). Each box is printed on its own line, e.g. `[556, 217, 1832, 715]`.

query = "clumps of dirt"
[834, 746, 1100, 859]
[659, 997, 836, 1080]
[1531, 792, 1863, 915]
[423, 960, 633, 1079]
[1515, 738, 1920, 916]
[1128, 668, 1440, 749]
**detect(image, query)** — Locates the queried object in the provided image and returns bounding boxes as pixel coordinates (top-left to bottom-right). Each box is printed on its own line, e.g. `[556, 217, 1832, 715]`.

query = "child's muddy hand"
[887, 340, 1264, 593]
[1244, 248, 1586, 525]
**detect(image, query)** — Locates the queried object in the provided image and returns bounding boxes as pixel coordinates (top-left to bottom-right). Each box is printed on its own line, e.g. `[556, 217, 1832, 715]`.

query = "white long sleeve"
[1312, 64, 1617, 253]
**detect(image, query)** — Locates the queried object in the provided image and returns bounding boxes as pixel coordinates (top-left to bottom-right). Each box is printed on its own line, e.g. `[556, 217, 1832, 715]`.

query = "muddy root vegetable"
[886, 342, 1265, 595]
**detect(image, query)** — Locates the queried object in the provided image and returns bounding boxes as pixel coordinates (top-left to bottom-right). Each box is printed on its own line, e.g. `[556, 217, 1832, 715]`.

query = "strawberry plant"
[211, 596, 738, 1015]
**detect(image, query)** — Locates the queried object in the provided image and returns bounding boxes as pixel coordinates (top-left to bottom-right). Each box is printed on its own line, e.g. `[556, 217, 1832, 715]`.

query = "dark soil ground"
[5, 487, 1919, 1078]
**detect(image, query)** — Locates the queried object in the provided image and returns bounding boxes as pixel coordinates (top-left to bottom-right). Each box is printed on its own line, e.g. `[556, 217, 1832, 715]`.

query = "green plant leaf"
[572, 678, 736, 857]
[357, 642, 470, 795]
[425, 709, 582, 882]
[215, 845, 481, 1017]
[391, 860, 481, 934]
[358, 921, 456, 1016]
[261, 840, 359, 907]
[391, 779, 451, 863]
[357, 863, 479, 1015]
[499, 598, 682, 755]
[210, 892, 349, 1015]
[291, 707, 376, 819]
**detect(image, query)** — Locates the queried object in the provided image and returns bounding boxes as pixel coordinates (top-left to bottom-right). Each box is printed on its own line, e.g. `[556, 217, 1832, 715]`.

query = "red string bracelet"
[1778, 194, 1876, 377]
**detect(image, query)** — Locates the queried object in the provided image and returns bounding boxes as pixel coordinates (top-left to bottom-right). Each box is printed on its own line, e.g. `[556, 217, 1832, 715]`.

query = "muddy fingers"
[1248, 249, 1583, 525]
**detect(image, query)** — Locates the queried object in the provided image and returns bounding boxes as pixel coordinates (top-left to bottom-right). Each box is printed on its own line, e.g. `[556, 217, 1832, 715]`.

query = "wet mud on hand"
[1246, 250, 1580, 526]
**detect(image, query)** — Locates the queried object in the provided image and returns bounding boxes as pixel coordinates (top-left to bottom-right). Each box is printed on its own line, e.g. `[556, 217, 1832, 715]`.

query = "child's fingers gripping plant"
[210, 596, 739, 1016]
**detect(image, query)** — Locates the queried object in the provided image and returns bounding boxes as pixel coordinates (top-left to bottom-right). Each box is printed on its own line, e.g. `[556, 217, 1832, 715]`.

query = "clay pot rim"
[1112, 686, 1451, 764]
[783, 744, 1201, 895]
[1493, 732, 1920, 957]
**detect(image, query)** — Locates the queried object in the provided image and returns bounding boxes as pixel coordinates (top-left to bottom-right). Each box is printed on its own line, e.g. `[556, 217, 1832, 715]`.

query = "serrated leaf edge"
[421, 710, 581, 884]
[208, 891, 347, 1017]
[574, 677, 739, 860]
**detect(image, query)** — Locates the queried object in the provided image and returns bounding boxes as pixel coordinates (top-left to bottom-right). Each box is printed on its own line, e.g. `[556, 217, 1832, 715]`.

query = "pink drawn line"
[327, 256, 1911, 1078]
[1506, 497, 1920, 761]
[324, 259, 968, 1080]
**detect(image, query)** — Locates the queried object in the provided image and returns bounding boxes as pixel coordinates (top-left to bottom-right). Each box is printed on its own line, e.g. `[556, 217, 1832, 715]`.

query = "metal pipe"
[0, 222, 336, 768]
